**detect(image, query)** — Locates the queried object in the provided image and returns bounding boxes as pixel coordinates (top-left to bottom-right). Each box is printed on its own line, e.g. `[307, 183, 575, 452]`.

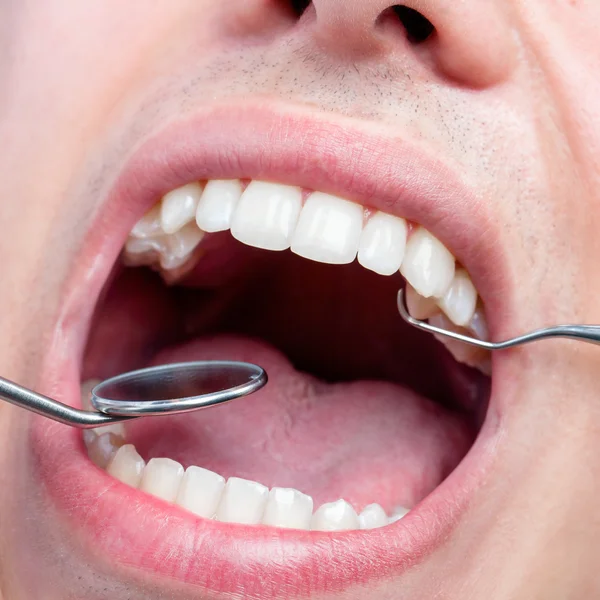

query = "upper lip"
[33, 99, 508, 598]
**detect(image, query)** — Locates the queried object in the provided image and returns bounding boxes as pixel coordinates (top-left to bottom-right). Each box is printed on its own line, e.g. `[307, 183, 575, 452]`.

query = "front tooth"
[230, 181, 302, 251]
[139, 458, 184, 503]
[438, 268, 477, 327]
[358, 503, 388, 529]
[216, 477, 269, 525]
[405, 284, 439, 320]
[175, 466, 226, 518]
[160, 182, 204, 235]
[262, 487, 314, 530]
[131, 205, 163, 239]
[160, 223, 205, 270]
[400, 227, 455, 299]
[196, 179, 243, 233]
[311, 499, 359, 531]
[86, 432, 125, 469]
[291, 193, 364, 265]
[358, 212, 407, 276]
[106, 444, 145, 488]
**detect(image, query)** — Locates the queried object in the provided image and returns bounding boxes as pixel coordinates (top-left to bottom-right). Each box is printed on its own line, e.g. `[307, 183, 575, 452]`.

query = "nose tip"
[309, 0, 516, 87]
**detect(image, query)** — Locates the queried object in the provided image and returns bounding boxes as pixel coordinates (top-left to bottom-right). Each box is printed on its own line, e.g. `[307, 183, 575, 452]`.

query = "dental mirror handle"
[0, 376, 129, 428]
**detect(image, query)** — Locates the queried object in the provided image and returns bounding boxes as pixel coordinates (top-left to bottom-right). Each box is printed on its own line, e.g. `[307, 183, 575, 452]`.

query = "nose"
[306, 0, 516, 87]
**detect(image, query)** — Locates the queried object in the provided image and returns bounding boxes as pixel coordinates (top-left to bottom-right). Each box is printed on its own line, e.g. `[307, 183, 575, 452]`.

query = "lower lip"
[30, 357, 501, 597]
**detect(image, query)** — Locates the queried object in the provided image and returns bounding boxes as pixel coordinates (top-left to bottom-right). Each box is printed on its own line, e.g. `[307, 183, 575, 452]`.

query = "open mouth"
[33, 104, 506, 597]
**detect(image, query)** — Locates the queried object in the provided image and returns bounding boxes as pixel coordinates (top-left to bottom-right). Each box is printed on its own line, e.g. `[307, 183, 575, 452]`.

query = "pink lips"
[31, 100, 506, 597]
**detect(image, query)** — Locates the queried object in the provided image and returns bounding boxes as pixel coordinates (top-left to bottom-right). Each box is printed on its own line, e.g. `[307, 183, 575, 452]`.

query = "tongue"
[124, 335, 474, 511]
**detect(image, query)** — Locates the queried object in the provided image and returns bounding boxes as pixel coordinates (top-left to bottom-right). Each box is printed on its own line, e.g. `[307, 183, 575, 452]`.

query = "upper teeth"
[124, 179, 489, 367]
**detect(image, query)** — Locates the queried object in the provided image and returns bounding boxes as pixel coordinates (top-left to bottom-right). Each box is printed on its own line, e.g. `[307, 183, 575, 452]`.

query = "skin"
[2, 0, 600, 597]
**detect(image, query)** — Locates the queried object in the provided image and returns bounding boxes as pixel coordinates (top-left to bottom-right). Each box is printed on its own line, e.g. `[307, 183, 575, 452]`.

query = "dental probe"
[0, 361, 267, 428]
[397, 289, 600, 350]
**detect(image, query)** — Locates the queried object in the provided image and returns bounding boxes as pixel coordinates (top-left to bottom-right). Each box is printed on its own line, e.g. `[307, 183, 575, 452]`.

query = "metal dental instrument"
[397, 289, 600, 350]
[0, 360, 267, 428]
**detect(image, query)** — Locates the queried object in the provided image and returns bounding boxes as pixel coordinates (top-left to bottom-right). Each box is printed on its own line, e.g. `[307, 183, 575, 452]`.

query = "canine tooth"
[216, 477, 269, 525]
[405, 284, 439, 320]
[231, 181, 302, 251]
[311, 499, 359, 531]
[160, 182, 204, 235]
[388, 506, 410, 524]
[131, 204, 163, 239]
[358, 503, 388, 529]
[262, 487, 314, 530]
[86, 432, 125, 469]
[159, 223, 205, 270]
[291, 193, 363, 265]
[196, 179, 243, 233]
[358, 212, 407, 276]
[175, 466, 226, 518]
[400, 227, 455, 299]
[139, 458, 184, 503]
[106, 444, 145, 488]
[438, 269, 477, 327]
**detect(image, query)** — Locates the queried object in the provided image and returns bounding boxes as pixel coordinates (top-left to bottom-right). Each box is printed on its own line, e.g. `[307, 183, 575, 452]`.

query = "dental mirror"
[0, 360, 267, 428]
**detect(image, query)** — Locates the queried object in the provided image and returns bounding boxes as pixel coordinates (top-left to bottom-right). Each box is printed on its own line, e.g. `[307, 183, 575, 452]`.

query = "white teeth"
[139, 458, 184, 503]
[86, 432, 125, 469]
[388, 506, 410, 523]
[311, 499, 360, 531]
[231, 181, 302, 251]
[216, 477, 269, 525]
[106, 444, 146, 488]
[175, 466, 226, 518]
[291, 193, 364, 264]
[160, 182, 204, 235]
[438, 268, 477, 327]
[131, 205, 163, 239]
[400, 227, 455, 299]
[358, 503, 388, 529]
[261, 487, 314, 530]
[468, 304, 489, 341]
[358, 212, 408, 276]
[429, 312, 490, 372]
[405, 283, 439, 320]
[196, 179, 243, 233]
[159, 223, 205, 270]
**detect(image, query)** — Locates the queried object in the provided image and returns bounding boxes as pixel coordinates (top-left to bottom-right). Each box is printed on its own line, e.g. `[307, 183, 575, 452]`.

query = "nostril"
[290, 0, 311, 17]
[391, 5, 435, 44]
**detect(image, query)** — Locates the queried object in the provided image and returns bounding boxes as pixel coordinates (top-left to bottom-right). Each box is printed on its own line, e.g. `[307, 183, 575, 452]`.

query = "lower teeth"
[82, 386, 409, 532]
